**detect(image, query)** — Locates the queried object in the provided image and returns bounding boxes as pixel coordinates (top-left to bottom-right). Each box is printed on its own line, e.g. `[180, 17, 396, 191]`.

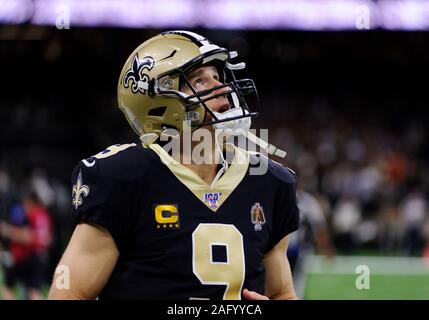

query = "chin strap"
[212, 109, 287, 158]
[140, 133, 159, 147]
[243, 130, 287, 158]
[210, 131, 229, 188]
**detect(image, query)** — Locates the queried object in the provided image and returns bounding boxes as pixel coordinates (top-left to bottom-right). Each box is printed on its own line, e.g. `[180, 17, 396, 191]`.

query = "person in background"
[0, 192, 53, 299]
[287, 183, 335, 297]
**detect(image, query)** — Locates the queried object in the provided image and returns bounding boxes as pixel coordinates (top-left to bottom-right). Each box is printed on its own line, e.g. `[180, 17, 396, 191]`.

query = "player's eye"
[193, 78, 205, 89]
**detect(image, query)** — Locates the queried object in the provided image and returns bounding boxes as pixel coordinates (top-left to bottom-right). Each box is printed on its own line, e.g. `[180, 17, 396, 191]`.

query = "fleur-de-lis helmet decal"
[72, 171, 90, 210]
[123, 54, 155, 94]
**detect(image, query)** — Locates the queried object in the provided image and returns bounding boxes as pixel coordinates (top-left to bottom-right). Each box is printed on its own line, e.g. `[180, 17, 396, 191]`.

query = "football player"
[48, 31, 300, 300]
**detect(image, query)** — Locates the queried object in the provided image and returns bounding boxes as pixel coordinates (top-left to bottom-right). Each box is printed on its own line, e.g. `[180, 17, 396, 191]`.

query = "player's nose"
[211, 79, 228, 96]
[210, 80, 230, 113]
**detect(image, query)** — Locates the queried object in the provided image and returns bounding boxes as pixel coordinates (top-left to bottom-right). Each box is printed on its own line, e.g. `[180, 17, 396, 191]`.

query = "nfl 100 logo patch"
[203, 192, 222, 209]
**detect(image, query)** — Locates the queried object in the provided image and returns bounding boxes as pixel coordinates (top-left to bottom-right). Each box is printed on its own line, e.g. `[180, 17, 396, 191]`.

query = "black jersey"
[71, 143, 299, 300]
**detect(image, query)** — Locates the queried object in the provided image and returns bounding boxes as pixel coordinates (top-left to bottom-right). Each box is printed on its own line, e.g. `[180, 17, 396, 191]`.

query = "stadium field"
[1, 255, 428, 299]
[302, 255, 429, 300]
[0, 268, 49, 299]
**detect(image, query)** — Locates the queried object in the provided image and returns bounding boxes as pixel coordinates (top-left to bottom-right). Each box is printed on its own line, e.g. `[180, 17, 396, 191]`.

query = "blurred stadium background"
[1, 0, 429, 299]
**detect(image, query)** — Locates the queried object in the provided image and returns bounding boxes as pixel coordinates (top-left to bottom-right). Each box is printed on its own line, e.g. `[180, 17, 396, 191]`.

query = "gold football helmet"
[117, 30, 259, 139]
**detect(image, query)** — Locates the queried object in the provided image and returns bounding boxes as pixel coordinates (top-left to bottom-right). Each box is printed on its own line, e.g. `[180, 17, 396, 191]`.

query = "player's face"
[181, 65, 231, 116]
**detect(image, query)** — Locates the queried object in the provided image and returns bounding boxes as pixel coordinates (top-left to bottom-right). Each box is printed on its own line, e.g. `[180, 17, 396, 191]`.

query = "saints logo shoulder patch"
[72, 171, 90, 210]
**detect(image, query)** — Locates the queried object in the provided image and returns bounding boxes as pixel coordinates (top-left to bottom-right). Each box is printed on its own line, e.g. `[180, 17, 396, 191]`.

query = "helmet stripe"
[162, 30, 207, 47]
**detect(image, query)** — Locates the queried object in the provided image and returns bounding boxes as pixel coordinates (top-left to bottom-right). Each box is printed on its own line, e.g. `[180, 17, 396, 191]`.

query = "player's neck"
[182, 162, 221, 185]
[179, 128, 225, 185]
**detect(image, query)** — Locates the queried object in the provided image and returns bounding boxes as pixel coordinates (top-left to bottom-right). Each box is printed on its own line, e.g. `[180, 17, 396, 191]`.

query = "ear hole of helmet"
[148, 106, 167, 117]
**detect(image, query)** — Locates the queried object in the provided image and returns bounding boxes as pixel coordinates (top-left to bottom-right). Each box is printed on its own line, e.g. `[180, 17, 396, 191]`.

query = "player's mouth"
[218, 103, 230, 113]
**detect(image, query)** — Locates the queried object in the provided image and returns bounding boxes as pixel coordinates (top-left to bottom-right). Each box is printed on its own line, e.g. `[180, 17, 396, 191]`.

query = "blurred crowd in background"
[278, 118, 429, 254]
[1, 26, 428, 298]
